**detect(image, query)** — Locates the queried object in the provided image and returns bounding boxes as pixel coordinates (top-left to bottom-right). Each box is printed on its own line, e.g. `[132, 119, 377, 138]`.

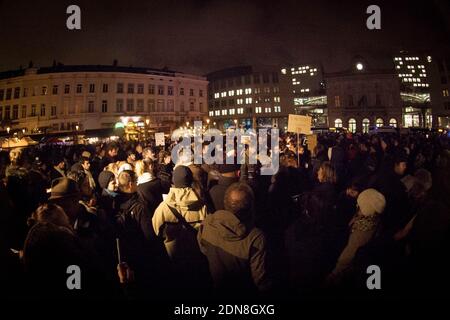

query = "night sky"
[0, 0, 449, 75]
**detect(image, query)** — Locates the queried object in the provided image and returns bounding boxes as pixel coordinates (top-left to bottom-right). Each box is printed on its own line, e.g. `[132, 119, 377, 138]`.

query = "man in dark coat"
[208, 164, 240, 212]
[198, 182, 272, 298]
[372, 151, 411, 237]
[114, 170, 169, 295]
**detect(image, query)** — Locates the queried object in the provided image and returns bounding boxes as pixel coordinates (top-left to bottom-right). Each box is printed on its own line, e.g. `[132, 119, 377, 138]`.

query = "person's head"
[218, 164, 239, 178]
[159, 150, 171, 165]
[172, 165, 193, 188]
[98, 170, 117, 192]
[118, 170, 137, 193]
[53, 156, 65, 170]
[134, 160, 146, 177]
[105, 162, 119, 176]
[317, 161, 337, 184]
[127, 150, 136, 163]
[9, 148, 23, 165]
[67, 170, 92, 198]
[107, 143, 119, 158]
[143, 147, 157, 160]
[394, 152, 408, 176]
[80, 157, 90, 171]
[28, 203, 71, 229]
[224, 182, 254, 222]
[346, 178, 365, 198]
[117, 162, 133, 175]
[357, 189, 386, 217]
[135, 144, 143, 154]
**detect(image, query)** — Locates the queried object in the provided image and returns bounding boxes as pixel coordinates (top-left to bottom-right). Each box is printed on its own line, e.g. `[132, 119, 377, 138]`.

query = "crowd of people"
[0, 130, 449, 300]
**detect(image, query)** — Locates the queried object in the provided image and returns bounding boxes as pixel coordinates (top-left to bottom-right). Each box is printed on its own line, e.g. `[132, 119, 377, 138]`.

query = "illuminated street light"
[6, 127, 10, 134]
[356, 63, 364, 71]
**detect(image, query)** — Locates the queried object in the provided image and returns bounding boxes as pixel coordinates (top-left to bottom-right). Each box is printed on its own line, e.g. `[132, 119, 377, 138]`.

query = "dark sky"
[0, 0, 449, 75]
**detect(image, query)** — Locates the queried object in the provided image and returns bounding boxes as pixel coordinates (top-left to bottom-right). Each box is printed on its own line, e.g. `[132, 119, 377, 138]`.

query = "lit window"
[245, 98, 252, 104]
[237, 99, 243, 105]
[281, 68, 287, 74]
[214, 93, 220, 98]
[389, 118, 397, 127]
[274, 97, 280, 102]
[348, 118, 356, 133]
[399, 61, 403, 65]
[229, 109, 235, 115]
[334, 118, 343, 128]
[228, 90, 234, 96]
[245, 88, 252, 94]
[362, 118, 370, 133]
[427, 56, 432, 62]
[215, 110, 220, 116]
[237, 89, 243, 95]
[376, 118, 384, 127]
[274, 106, 281, 112]
[237, 108, 244, 114]
[265, 107, 271, 113]
[222, 109, 227, 115]
[255, 107, 262, 113]
[221, 92, 227, 97]
[209, 111, 213, 116]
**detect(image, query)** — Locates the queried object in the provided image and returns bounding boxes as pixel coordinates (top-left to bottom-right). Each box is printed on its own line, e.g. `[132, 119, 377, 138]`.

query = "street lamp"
[6, 127, 10, 134]
[75, 125, 79, 144]
[145, 119, 150, 140]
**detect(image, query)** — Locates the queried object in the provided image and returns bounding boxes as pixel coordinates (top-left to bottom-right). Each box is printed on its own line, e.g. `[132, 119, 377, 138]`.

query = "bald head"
[224, 182, 254, 220]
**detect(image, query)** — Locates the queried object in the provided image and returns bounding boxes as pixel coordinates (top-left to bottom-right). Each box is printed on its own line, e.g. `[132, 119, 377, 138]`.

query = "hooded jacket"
[197, 210, 271, 294]
[152, 187, 207, 260]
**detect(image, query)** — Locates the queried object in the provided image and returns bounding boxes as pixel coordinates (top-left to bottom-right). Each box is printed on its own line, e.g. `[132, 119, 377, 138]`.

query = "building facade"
[428, 56, 450, 128]
[392, 51, 433, 128]
[326, 57, 402, 133]
[206, 66, 289, 130]
[0, 65, 208, 136]
[279, 62, 327, 127]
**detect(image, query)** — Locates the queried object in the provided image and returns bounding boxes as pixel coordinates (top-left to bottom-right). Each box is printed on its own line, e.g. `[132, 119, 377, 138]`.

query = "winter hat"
[98, 171, 115, 189]
[357, 188, 386, 217]
[118, 163, 133, 175]
[81, 151, 91, 158]
[218, 164, 240, 174]
[172, 165, 193, 188]
[49, 178, 80, 200]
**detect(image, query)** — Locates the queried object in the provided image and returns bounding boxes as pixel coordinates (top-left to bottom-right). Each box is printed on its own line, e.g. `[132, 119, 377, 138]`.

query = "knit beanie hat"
[172, 165, 193, 188]
[357, 188, 386, 217]
[98, 171, 115, 189]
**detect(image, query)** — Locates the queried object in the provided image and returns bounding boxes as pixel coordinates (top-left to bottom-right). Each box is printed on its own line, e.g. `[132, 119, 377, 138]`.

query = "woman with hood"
[152, 165, 209, 293]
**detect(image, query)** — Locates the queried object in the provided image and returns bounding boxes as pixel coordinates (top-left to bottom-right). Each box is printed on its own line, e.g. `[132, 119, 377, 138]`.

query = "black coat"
[208, 176, 239, 212]
[114, 192, 170, 293]
[137, 178, 170, 216]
